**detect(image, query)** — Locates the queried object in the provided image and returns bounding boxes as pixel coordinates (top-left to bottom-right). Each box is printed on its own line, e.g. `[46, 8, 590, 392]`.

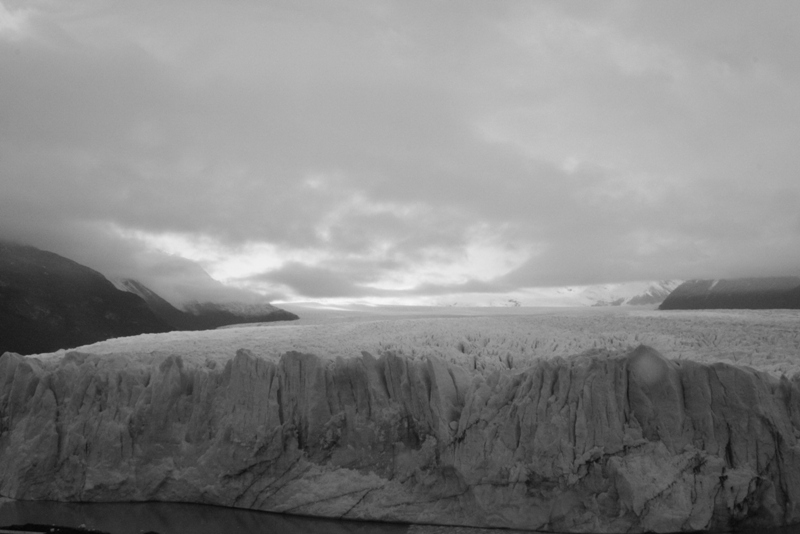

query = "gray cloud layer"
[2, 1, 799, 302]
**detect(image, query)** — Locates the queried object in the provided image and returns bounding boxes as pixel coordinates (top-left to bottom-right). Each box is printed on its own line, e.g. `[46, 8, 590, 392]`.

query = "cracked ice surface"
[4, 305, 800, 532]
[27, 306, 800, 377]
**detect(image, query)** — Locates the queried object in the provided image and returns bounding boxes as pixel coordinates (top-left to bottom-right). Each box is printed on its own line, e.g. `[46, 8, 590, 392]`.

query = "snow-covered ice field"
[29, 305, 800, 378]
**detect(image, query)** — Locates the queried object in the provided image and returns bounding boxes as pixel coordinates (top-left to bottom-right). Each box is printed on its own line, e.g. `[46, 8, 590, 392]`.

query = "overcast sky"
[2, 1, 799, 304]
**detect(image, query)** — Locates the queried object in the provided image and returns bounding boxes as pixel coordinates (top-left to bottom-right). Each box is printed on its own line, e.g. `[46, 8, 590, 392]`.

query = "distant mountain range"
[443, 280, 683, 308]
[659, 277, 800, 310]
[0, 241, 297, 355]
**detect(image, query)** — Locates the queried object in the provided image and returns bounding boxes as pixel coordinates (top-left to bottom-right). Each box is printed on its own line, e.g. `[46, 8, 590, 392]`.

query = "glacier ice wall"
[2, 345, 800, 532]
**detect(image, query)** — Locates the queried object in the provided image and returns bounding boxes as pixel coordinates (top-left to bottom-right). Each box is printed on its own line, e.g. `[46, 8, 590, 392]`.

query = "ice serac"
[2, 345, 800, 532]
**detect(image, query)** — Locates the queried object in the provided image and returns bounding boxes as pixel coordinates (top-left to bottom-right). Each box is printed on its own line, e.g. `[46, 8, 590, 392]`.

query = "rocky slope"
[660, 277, 800, 310]
[0, 242, 171, 355]
[2, 318, 800, 532]
[116, 278, 298, 330]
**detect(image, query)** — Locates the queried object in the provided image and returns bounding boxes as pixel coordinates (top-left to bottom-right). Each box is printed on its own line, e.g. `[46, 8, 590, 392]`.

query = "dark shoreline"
[0, 500, 411, 534]
[4, 500, 800, 534]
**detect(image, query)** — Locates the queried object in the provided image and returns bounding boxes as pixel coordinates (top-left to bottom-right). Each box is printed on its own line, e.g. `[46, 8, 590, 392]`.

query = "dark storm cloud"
[1, 0, 799, 303]
[255, 262, 375, 299]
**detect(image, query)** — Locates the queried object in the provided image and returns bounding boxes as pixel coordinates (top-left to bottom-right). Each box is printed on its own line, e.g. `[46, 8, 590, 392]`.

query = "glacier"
[2, 310, 800, 532]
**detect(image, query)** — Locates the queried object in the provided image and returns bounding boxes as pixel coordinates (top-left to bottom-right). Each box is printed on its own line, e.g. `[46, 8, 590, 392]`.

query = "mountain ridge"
[660, 277, 800, 310]
[0, 242, 298, 355]
[0, 241, 171, 355]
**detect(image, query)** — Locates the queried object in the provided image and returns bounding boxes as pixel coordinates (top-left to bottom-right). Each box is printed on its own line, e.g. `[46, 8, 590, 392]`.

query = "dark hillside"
[659, 277, 800, 310]
[179, 301, 298, 328]
[0, 241, 171, 355]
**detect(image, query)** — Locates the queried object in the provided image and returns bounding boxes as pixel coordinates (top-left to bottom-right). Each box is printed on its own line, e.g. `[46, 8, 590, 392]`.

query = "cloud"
[1, 0, 799, 304]
[253, 262, 373, 299]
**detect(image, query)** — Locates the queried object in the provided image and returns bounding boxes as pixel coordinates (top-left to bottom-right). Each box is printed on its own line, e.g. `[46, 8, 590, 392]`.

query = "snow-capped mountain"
[438, 280, 682, 307]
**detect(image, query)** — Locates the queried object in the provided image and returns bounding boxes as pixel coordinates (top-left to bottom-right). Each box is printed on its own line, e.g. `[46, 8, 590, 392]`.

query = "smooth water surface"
[2, 501, 800, 534]
[0, 500, 411, 534]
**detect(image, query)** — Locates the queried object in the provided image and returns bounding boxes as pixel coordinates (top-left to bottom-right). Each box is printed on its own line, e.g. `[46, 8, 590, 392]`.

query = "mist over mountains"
[114, 277, 298, 331]
[0, 241, 297, 355]
[3, 238, 799, 358]
[584, 280, 682, 306]
[0, 241, 170, 355]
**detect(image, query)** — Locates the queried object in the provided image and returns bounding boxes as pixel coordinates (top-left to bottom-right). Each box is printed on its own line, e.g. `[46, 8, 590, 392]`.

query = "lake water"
[0, 500, 537, 534]
[0, 500, 409, 534]
[2, 500, 800, 534]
